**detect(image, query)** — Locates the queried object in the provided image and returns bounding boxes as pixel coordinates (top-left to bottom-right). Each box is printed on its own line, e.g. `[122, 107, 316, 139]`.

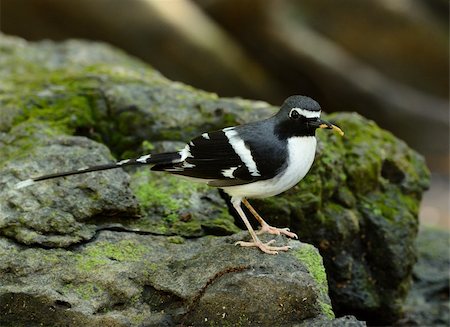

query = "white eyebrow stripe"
[291, 108, 321, 119]
[224, 129, 260, 177]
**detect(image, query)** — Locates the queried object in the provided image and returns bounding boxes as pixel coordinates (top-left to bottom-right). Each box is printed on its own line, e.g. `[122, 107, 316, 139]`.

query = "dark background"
[1, 0, 448, 228]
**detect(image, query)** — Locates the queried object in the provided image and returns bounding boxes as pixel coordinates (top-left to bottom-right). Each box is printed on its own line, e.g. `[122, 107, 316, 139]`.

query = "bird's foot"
[257, 223, 298, 239]
[235, 239, 292, 255]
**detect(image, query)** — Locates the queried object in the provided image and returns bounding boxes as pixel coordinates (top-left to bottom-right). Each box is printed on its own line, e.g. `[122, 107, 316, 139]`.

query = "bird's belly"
[223, 136, 317, 199]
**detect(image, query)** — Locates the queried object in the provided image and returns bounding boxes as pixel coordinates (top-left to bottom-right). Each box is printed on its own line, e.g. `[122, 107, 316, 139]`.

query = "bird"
[15, 95, 343, 254]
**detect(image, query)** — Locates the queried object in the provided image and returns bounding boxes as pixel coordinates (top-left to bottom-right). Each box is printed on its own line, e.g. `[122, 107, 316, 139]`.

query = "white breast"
[223, 136, 317, 199]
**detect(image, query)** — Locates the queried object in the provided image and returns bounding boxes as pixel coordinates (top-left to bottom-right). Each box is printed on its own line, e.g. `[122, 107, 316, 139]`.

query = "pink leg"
[232, 199, 291, 255]
[242, 198, 298, 239]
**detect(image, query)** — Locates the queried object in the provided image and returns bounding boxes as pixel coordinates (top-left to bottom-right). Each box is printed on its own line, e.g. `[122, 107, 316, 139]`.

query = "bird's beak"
[311, 118, 344, 136]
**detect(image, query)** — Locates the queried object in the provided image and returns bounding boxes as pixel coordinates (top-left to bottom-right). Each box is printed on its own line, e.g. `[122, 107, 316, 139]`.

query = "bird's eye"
[289, 109, 301, 120]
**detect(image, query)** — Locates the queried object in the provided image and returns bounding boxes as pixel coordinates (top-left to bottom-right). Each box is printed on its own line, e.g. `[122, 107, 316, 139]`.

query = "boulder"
[0, 34, 429, 324]
[266, 112, 430, 323]
[0, 232, 338, 326]
[399, 227, 450, 327]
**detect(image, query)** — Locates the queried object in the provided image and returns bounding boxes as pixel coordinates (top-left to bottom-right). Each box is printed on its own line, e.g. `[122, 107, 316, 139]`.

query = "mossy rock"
[251, 112, 429, 323]
[0, 231, 343, 327]
[0, 34, 429, 324]
[128, 169, 239, 237]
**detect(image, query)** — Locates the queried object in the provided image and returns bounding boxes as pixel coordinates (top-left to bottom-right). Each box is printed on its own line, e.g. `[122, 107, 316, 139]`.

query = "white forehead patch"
[290, 108, 321, 119]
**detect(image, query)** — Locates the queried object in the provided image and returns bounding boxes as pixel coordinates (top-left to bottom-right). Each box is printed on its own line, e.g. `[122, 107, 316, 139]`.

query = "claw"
[257, 224, 298, 239]
[235, 240, 292, 255]
[233, 198, 295, 255]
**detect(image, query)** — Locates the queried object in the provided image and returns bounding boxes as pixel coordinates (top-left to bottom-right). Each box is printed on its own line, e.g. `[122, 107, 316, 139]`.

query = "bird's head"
[274, 95, 344, 139]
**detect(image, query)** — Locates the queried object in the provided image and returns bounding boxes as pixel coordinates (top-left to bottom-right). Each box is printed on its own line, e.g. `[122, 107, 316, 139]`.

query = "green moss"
[8, 78, 96, 132]
[0, 71, 104, 166]
[130, 170, 223, 236]
[75, 239, 148, 272]
[221, 112, 239, 127]
[202, 216, 241, 234]
[63, 282, 105, 301]
[0, 122, 63, 166]
[75, 254, 109, 273]
[172, 220, 203, 235]
[128, 169, 239, 237]
[324, 113, 384, 194]
[39, 251, 65, 265]
[133, 170, 204, 213]
[294, 244, 334, 319]
[319, 301, 335, 320]
[294, 245, 328, 293]
[141, 140, 155, 152]
[86, 239, 147, 261]
[167, 235, 185, 244]
[130, 313, 149, 326]
[359, 186, 419, 223]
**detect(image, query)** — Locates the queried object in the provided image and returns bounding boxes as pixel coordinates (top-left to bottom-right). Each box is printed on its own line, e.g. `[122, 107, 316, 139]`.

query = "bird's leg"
[242, 198, 298, 239]
[232, 198, 291, 255]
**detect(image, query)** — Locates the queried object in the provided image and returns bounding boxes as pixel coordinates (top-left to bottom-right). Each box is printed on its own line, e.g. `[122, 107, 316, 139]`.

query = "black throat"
[274, 119, 316, 140]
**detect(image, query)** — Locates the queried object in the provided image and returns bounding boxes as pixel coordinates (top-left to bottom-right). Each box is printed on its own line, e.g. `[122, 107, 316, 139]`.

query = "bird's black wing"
[152, 129, 262, 187]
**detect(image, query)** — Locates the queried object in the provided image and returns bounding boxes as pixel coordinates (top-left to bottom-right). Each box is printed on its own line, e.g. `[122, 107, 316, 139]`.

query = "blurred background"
[1, 0, 448, 228]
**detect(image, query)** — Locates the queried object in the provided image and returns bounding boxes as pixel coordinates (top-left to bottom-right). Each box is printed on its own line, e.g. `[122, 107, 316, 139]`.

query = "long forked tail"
[15, 152, 181, 189]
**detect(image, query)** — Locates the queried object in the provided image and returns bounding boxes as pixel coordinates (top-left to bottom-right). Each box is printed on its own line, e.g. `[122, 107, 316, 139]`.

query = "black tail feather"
[33, 163, 130, 182]
[15, 152, 181, 188]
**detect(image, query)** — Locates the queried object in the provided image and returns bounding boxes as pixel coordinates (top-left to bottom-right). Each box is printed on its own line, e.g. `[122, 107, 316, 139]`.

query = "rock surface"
[0, 232, 336, 327]
[399, 227, 450, 327]
[0, 34, 429, 325]
[285, 113, 430, 324]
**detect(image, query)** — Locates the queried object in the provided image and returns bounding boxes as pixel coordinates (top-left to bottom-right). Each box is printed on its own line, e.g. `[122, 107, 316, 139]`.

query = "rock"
[250, 113, 430, 323]
[300, 315, 367, 327]
[0, 134, 140, 247]
[0, 231, 338, 326]
[0, 34, 428, 325]
[398, 227, 450, 327]
[128, 168, 240, 237]
[0, 33, 341, 326]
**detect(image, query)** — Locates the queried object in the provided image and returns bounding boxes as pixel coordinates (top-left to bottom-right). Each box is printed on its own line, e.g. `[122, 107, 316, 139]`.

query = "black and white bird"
[15, 95, 343, 254]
